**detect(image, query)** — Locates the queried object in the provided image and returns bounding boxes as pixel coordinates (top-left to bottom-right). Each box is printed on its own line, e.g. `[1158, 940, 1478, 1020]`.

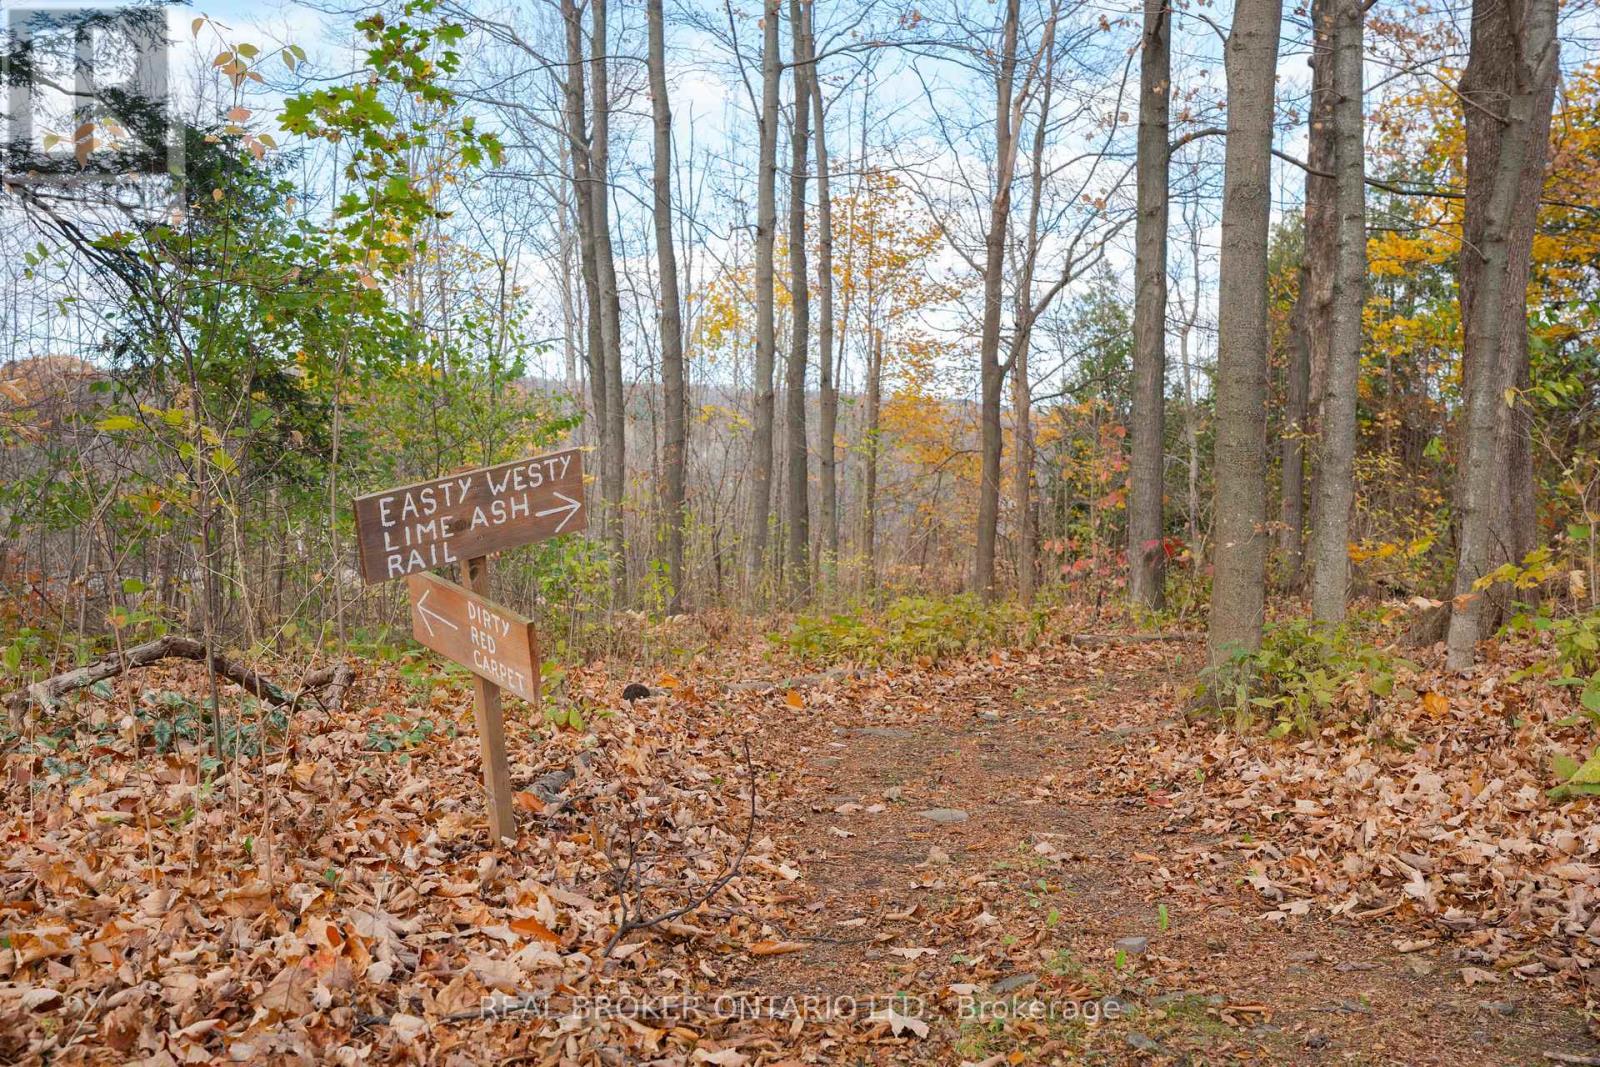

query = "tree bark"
[1010, 34, 1058, 606]
[746, 0, 782, 592]
[647, 0, 687, 613]
[1128, 0, 1171, 611]
[783, 0, 813, 602]
[1280, 285, 1311, 585]
[1307, 0, 1366, 621]
[1446, 0, 1558, 668]
[1279, 0, 1334, 590]
[861, 325, 883, 590]
[811, 69, 840, 581]
[974, 0, 1023, 600]
[1206, 0, 1283, 664]
[588, 0, 627, 594]
[561, 0, 606, 487]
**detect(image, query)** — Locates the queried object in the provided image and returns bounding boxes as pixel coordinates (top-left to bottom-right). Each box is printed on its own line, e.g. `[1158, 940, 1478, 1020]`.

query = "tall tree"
[1307, 0, 1366, 620]
[746, 0, 782, 590]
[647, 0, 687, 611]
[589, 0, 627, 591]
[1207, 0, 1284, 663]
[973, 0, 1024, 599]
[784, 0, 813, 599]
[560, 0, 607, 541]
[1008, 9, 1063, 605]
[1127, 0, 1171, 611]
[1446, 0, 1560, 669]
[811, 66, 841, 579]
[1279, 0, 1335, 588]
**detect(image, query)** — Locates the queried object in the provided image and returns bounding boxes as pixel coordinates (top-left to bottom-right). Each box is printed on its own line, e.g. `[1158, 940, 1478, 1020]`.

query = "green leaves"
[1197, 617, 1412, 737]
[1549, 747, 1600, 801]
[278, 0, 502, 279]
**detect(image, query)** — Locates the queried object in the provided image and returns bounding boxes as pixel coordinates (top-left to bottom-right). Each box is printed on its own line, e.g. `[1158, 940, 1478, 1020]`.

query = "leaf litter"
[3, 619, 1600, 1063]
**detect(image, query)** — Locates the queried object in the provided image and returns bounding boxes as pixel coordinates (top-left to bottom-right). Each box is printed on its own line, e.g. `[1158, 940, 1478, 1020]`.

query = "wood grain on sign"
[353, 448, 586, 584]
[406, 571, 540, 707]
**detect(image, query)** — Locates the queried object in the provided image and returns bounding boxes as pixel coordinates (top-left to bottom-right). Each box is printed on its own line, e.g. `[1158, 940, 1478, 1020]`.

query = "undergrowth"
[775, 594, 1042, 666]
[1196, 616, 1413, 737]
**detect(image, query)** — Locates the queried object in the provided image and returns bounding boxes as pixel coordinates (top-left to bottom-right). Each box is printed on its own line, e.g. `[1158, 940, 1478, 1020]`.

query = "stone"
[916, 808, 969, 824]
[1114, 936, 1149, 956]
[990, 972, 1037, 996]
[1125, 1033, 1161, 1053]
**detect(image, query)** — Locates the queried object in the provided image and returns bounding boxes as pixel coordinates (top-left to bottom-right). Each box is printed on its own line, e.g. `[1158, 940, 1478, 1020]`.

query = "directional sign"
[353, 448, 586, 585]
[406, 571, 540, 707]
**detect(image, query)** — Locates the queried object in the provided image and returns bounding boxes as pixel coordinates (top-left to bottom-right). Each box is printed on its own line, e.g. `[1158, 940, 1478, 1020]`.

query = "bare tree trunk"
[1012, 330, 1036, 603]
[783, 0, 813, 601]
[1281, 0, 1334, 589]
[811, 70, 840, 582]
[1206, 0, 1283, 664]
[562, 0, 606, 535]
[1280, 289, 1311, 585]
[1308, 0, 1366, 621]
[647, 0, 687, 613]
[1010, 41, 1057, 606]
[974, 0, 1022, 600]
[861, 326, 883, 590]
[1128, 0, 1171, 611]
[590, 0, 627, 596]
[1446, 0, 1558, 669]
[746, 0, 782, 592]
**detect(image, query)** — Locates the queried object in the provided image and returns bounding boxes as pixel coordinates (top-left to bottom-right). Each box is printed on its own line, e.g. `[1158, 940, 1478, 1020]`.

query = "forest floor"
[5, 613, 1600, 1064]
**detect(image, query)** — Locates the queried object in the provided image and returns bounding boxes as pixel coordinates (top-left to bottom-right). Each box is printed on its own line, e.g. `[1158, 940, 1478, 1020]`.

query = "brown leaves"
[748, 940, 807, 957]
[508, 914, 563, 946]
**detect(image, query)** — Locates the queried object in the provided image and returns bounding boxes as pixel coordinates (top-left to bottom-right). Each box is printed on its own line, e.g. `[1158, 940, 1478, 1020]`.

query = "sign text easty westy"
[352, 448, 586, 583]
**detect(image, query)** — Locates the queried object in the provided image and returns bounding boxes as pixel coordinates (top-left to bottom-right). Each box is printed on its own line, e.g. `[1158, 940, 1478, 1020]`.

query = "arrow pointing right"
[535, 491, 583, 533]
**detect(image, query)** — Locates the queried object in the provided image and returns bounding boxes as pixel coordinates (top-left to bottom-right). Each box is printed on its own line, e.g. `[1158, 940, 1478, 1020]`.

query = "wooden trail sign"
[406, 571, 539, 706]
[352, 448, 586, 585]
[353, 446, 587, 845]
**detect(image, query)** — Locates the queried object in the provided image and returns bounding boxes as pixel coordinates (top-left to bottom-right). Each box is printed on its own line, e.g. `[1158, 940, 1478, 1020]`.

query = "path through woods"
[740, 641, 1596, 1063]
[5, 631, 1600, 1064]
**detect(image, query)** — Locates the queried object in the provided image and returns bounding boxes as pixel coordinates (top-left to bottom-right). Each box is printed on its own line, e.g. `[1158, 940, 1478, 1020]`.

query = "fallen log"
[1069, 632, 1202, 646]
[5, 636, 357, 728]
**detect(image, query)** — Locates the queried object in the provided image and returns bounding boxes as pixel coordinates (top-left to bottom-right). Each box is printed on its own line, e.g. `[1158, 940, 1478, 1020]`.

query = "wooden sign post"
[352, 448, 586, 585]
[406, 570, 540, 706]
[353, 448, 587, 845]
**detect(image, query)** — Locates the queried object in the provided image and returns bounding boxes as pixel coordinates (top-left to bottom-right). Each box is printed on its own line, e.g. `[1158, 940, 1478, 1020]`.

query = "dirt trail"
[725, 638, 1600, 1065]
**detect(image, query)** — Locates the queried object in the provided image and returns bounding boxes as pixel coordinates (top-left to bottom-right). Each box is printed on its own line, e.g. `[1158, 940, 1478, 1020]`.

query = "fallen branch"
[5, 637, 357, 726]
[1070, 632, 1202, 646]
[603, 736, 758, 958]
[295, 662, 357, 713]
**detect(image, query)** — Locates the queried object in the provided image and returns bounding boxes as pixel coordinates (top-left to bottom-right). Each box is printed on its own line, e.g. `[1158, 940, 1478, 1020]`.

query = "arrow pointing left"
[414, 585, 459, 638]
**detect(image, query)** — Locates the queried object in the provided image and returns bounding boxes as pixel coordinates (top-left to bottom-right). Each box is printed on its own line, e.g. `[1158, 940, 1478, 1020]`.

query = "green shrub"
[1507, 605, 1600, 721]
[777, 594, 1028, 665]
[1198, 617, 1413, 737]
